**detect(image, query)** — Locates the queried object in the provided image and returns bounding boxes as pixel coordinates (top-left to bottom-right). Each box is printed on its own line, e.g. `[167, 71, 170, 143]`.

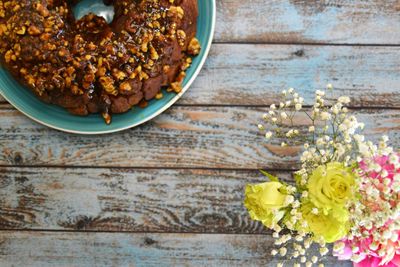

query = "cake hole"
[73, 0, 115, 24]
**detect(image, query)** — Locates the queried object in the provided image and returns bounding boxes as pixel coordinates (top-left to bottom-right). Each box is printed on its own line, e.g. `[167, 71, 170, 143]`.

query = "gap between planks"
[0, 164, 294, 172]
[212, 41, 400, 47]
[2, 103, 398, 110]
[1, 103, 400, 110]
[0, 228, 271, 236]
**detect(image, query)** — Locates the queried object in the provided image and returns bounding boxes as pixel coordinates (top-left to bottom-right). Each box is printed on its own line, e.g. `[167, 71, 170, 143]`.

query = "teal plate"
[0, 0, 216, 134]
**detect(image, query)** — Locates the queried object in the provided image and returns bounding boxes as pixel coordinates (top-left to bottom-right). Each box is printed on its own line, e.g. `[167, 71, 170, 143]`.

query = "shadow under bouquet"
[245, 86, 400, 267]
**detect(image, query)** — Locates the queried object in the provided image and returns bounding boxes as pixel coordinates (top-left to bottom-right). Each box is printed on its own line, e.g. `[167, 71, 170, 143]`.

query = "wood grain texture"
[0, 231, 351, 267]
[184, 44, 400, 107]
[0, 1, 398, 266]
[0, 167, 293, 233]
[216, 0, 400, 44]
[1, 44, 400, 107]
[1, 107, 399, 169]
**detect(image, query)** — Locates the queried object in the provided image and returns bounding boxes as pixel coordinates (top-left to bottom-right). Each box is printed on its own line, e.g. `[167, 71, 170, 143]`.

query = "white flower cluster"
[260, 88, 304, 145]
[265, 188, 324, 266]
[270, 218, 327, 267]
[258, 86, 366, 186]
[299, 90, 366, 175]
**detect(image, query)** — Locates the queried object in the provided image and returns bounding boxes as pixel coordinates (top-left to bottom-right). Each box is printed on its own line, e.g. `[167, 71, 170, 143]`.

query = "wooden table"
[1, 1, 399, 266]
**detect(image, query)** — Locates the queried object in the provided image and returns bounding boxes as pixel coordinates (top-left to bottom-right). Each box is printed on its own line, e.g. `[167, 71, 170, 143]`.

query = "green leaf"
[294, 173, 302, 186]
[260, 170, 279, 182]
[349, 162, 358, 170]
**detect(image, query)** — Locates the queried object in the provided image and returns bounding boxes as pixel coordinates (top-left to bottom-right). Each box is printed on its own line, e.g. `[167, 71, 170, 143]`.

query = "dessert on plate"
[0, 0, 200, 123]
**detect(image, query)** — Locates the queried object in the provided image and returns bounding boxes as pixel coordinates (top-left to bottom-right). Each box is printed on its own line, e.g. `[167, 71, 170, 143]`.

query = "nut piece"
[15, 26, 26, 35]
[169, 82, 182, 93]
[102, 112, 111, 124]
[36, 3, 50, 17]
[28, 25, 42, 35]
[176, 30, 186, 47]
[119, 81, 132, 92]
[112, 69, 127, 80]
[187, 38, 201, 55]
[155, 92, 163, 99]
[99, 76, 117, 95]
[168, 6, 184, 19]
[150, 46, 159, 60]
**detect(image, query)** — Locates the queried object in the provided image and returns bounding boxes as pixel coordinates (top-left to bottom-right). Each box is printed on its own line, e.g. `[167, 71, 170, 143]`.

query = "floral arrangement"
[244, 86, 400, 267]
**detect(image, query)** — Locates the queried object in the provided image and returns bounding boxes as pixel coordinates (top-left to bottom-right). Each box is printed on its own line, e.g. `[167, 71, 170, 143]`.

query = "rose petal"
[355, 256, 381, 267]
[391, 254, 400, 267]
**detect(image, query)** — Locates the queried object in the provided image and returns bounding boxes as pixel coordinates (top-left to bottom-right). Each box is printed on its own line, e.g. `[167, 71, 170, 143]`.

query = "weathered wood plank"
[0, 107, 399, 169]
[1, 44, 400, 107]
[185, 44, 400, 107]
[0, 167, 292, 233]
[0, 231, 351, 267]
[216, 0, 400, 44]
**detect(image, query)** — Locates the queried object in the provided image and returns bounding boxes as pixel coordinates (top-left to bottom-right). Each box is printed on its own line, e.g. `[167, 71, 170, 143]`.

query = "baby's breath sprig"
[258, 85, 367, 186]
[259, 87, 306, 147]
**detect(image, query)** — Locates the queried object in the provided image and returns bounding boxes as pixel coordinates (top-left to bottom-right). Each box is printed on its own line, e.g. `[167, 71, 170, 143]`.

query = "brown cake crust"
[0, 0, 200, 123]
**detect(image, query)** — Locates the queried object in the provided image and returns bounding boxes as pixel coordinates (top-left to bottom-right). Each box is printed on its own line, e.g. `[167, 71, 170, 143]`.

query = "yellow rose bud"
[244, 182, 289, 228]
[308, 162, 355, 212]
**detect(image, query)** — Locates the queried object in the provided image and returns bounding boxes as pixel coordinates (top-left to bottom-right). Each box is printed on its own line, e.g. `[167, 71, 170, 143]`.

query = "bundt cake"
[0, 0, 200, 123]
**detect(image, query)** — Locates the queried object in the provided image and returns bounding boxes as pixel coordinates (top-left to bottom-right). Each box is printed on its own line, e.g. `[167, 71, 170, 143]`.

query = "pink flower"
[359, 155, 398, 181]
[355, 254, 400, 267]
[335, 153, 400, 266]
[334, 240, 353, 261]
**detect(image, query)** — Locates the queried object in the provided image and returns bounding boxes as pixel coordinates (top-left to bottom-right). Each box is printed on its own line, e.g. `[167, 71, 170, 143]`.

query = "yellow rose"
[300, 201, 349, 243]
[308, 162, 355, 211]
[244, 182, 289, 227]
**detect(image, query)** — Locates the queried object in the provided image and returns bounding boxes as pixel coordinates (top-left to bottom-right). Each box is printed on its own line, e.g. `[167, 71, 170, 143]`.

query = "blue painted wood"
[0, 231, 352, 267]
[184, 44, 400, 107]
[0, 107, 399, 169]
[216, 0, 400, 44]
[0, 167, 292, 233]
[0, 1, 398, 267]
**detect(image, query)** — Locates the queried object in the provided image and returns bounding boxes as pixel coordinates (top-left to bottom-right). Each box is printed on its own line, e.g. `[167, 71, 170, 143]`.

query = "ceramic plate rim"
[0, 0, 216, 135]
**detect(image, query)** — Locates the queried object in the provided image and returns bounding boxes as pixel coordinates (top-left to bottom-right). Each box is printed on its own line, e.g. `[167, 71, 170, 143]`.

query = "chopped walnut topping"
[188, 38, 201, 55]
[176, 30, 186, 47]
[36, 3, 50, 17]
[155, 92, 163, 99]
[28, 25, 41, 35]
[112, 69, 127, 80]
[119, 81, 132, 92]
[169, 81, 182, 93]
[102, 112, 111, 125]
[168, 6, 184, 19]
[16, 26, 26, 35]
[99, 76, 117, 95]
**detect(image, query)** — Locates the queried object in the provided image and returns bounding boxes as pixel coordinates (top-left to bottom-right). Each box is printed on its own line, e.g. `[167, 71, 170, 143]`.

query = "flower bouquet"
[244, 86, 400, 267]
